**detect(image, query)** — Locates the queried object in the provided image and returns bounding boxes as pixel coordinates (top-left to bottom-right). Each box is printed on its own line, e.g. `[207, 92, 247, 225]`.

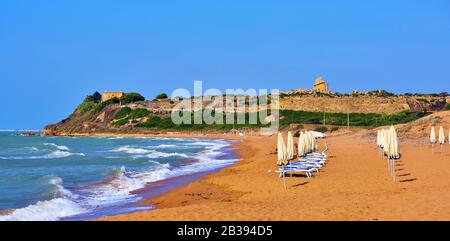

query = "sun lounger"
[276, 166, 314, 178]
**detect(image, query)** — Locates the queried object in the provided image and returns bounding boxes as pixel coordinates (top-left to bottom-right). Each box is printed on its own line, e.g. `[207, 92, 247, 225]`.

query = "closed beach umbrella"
[390, 126, 400, 159]
[439, 126, 445, 145]
[307, 131, 314, 153]
[286, 131, 295, 160]
[383, 128, 390, 154]
[277, 132, 288, 166]
[298, 132, 305, 157]
[430, 127, 436, 144]
[304, 131, 311, 153]
[310, 132, 317, 152]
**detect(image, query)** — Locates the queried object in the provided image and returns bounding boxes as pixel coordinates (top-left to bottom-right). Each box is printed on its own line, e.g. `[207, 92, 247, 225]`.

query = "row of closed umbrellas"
[430, 126, 449, 145]
[376, 126, 400, 159]
[277, 131, 317, 166]
[376, 126, 400, 182]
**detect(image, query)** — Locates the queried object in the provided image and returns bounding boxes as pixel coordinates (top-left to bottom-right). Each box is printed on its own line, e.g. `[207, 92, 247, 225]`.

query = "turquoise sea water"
[0, 131, 237, 221]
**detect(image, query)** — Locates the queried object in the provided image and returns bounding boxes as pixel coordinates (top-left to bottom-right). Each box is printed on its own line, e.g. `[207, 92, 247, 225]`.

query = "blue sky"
[1, 0, 449, 129]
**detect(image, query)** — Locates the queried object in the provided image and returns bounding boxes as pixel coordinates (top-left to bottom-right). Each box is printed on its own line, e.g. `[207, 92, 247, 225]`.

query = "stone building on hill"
[101, 91, 124, 102]
[312, 76, 329, 93]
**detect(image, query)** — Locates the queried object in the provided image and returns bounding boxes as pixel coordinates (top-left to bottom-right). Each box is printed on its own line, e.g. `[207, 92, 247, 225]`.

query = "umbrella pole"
[282, 171, 287, 189]
[392, 158, 395, 183]
[387, 156, 390, 173]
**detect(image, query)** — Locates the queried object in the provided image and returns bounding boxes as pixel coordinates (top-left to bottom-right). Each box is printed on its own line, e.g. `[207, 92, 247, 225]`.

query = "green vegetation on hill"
[280, 110, 429, 127]
[114, 107, 132, 119]
[121, 93, 145, 104]
[136, 116, 161, 128]
[155, 93, 168, 100]
[135, 111, 270, 130]
[113, 117, 130, 126]
[75, 92, 145, 116]
[129, 108, 151, 119]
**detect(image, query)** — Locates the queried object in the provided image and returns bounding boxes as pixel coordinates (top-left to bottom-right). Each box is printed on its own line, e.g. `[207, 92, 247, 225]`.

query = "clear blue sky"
[1, 0, 449, 129]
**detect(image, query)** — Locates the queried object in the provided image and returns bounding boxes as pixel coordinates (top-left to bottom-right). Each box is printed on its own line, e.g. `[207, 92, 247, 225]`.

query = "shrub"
[114, 107, 132, 119]
[136, 116, 161, 128]
[92, 91, 102, 102]
[155, 93, 168, 99]
[94, 97, 120, 113]
[76, 97, 96, 113]
[330, 127, 339, 132]
[129, 108, 150, 119]
[121, 93, 145, 104]
[113, 117, 129, 126]
[156, 117, 175, 129]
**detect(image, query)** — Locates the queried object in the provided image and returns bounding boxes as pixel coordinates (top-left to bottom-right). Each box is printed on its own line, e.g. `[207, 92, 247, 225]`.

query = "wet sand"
[98, 131, 450, 221]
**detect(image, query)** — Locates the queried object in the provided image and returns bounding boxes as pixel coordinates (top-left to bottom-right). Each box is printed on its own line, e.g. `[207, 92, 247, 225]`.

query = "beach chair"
[276, 165, 314, 178]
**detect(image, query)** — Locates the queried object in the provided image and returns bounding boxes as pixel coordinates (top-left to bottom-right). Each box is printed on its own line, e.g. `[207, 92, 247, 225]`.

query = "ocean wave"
[144, 151, 188, 158]
[0, 198, 87, 221]
[0, 150, 85, 160]
[45, 150, 85, 159]
[80, 165, 172, 207]
[183, 141, 218, 146]
[112, 146, 189, 158]
[44, 143, 70, 151]
[46, 176, 78, 199]
[153, 144, 177, 148]
[0, 138, 236, 220]
[112, 146, 151, 154]
[0, 176, 86, 221]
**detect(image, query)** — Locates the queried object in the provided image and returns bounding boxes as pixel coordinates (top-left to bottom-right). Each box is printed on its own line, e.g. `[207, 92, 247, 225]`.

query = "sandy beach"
[96, 117, 450, 221]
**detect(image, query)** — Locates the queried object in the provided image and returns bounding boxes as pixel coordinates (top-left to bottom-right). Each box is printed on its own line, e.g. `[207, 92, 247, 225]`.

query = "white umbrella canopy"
[439, 126, 445, 145]
[298, 131, 306, 157]
[310, 132, 317, 152]
[430, 127, 436, 144]
[390, 126, 400, 159]
[306, 131, 314, 153]
[277, 132, 288, 166]
[383, 128, 390, 154]
[286, 131, 295, 160]
[304, 131, 310, 153]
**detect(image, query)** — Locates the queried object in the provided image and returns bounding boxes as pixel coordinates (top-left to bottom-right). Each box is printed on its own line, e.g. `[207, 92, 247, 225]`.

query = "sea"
[0, 131, 238, 221]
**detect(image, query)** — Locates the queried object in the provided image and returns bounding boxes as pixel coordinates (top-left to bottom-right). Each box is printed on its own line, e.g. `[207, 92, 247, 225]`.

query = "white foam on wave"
[44, 143, 70, 151]
[0, 176, 87, 221]
[21, 146, 39, 152]
[153, 144, 177, 148]
[112, 146, 151, 154]
[0, 150, 85, 160]
[0, 198, 87, 221]
[112, 145, 188, 158]
[45, 150, 85, 159]
[80, 164, 172, 207]
[173, 140, 238, 175]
